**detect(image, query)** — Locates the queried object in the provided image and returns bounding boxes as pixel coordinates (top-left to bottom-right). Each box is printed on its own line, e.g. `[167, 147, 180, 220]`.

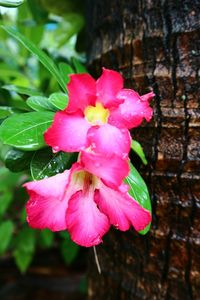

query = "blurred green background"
[0, 1, 87, 299]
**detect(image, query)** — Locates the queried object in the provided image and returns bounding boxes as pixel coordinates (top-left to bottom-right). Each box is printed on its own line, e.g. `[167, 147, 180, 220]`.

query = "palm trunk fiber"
[86, 1, 200, 299]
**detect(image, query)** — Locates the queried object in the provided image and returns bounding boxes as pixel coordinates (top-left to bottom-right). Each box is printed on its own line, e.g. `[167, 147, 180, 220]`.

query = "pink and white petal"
[66, 190, 110, 247]
[44, 111, 91, 152]
[96, 68, 124, 108]
[108, 89, 154, 129]
[66, 73, 96, 113]
[95, 182, 151, 232]
[24, 170, 69, 198]
[80, 151, 130, 188]
[24, 171, 71, 231]
[140, 91, 155, 102]
[87, 124, 131, 157]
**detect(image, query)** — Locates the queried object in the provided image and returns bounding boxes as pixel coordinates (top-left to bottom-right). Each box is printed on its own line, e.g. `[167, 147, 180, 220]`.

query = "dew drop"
[115, 223, 119, 229]
[53, 146, 60, 153]
[91, 142, 96, 149]
[89, 132, 95, 138]
[30, 200, 37, 207]
[119, 184, 129, 193]
[122, 153, 128, 159]
[96, 236, 101, 243]
[95, 162, 101, 167]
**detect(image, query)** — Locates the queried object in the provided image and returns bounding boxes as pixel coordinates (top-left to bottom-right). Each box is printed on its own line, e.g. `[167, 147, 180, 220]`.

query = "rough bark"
[86, 1, 200, 299]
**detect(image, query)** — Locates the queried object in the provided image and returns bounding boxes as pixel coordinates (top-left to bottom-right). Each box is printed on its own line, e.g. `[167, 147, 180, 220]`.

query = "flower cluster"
[24, 68, 154, 247]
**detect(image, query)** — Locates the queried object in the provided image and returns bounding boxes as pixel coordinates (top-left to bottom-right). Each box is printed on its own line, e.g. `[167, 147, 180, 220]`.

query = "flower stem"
[93, 246, 101, 274]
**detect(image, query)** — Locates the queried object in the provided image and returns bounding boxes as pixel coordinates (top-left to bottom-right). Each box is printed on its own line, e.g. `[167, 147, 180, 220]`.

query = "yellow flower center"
[72, 170, 99, 193]
[84, 102, 109, 125]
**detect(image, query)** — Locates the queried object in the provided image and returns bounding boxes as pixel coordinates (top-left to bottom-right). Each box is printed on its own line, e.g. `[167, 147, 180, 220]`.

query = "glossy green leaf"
[48, 93, 68, 110]
[58, 62, 74, 85]
[2, 26, 67, 92]
[0, 0, 24, 7]
[125, 163, 151, 235]
[27, 96, 55, 112]
[39, 229, 54, 249]
[0, 220, 14, 255]
[0, 188, 12, 218]
[30, 148, 78, 180]
[2, 85, 42, 97]
[13, 227, 36, 273]
[131, 140, 147, 165]
[60, 232, 79, 265]
[72, 58, 87, 73]
[4, 148, 34, 172]
[0, 112, 54, 150]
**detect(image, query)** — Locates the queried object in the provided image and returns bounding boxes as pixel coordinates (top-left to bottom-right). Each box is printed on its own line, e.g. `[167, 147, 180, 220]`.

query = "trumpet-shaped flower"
[44, 68, 154, 158]
[24, 153, 151, 247]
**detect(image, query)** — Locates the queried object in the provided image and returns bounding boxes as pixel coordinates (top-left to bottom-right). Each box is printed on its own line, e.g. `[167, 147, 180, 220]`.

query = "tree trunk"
[86, 1, 200, 299]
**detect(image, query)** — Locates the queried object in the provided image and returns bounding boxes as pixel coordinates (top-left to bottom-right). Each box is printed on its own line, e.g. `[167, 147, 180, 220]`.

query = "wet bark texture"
[86, 1, 200, 299]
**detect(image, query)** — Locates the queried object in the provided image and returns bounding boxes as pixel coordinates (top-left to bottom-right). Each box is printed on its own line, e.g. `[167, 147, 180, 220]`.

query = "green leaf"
[4, 148, 34, 172]
[27, 96, 55, 112]
[31, 148, 77, 180]
[0, 0, 24, 7]
[48, 93, 68, 110]
[2, 26, 67, 92]
[60, 232, 79, 265]
[38, 229, 54, 249]
[59, 62, 74, 85]
[0, 107, 16, 119]
[125, 163, 151, 235]
[2, 85, 42, 97]
[131, 140, 148, 165]
[0, 167, 22, 189]
[14, 251, 34, 273]
[0, 188, 12, 218]
[20, 207, 26, 223]
[0, 220, 14, 255]
[0, 111, 54, 151]
[72, 58, 88, 73]
[9, 98, 31, 111]
[13, 227, 36, 273]
[27, 0, 48, 24]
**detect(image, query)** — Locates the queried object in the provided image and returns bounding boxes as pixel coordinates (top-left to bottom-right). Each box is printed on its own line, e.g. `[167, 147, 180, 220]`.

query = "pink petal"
[66, 190, 110, 247]
[87, 124, 131, 158]
[24, 171, 70, 231]
[95, 182, 151, 231]
[96, 68, 124, 108]
[44, 111, 91, 152]
[108, 89, 154, 129]
[66, 73, 96, 113]
[80, 151, 130, 188]
[140, 91, 155, 102]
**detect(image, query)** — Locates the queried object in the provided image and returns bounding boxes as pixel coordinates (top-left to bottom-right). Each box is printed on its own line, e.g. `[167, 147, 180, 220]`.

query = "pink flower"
[44, 68, 154, 158]
[24, 153, 151, 247]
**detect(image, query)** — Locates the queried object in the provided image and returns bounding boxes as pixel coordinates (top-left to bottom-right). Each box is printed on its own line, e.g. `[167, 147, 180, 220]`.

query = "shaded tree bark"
[86, 1, 200, 299]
